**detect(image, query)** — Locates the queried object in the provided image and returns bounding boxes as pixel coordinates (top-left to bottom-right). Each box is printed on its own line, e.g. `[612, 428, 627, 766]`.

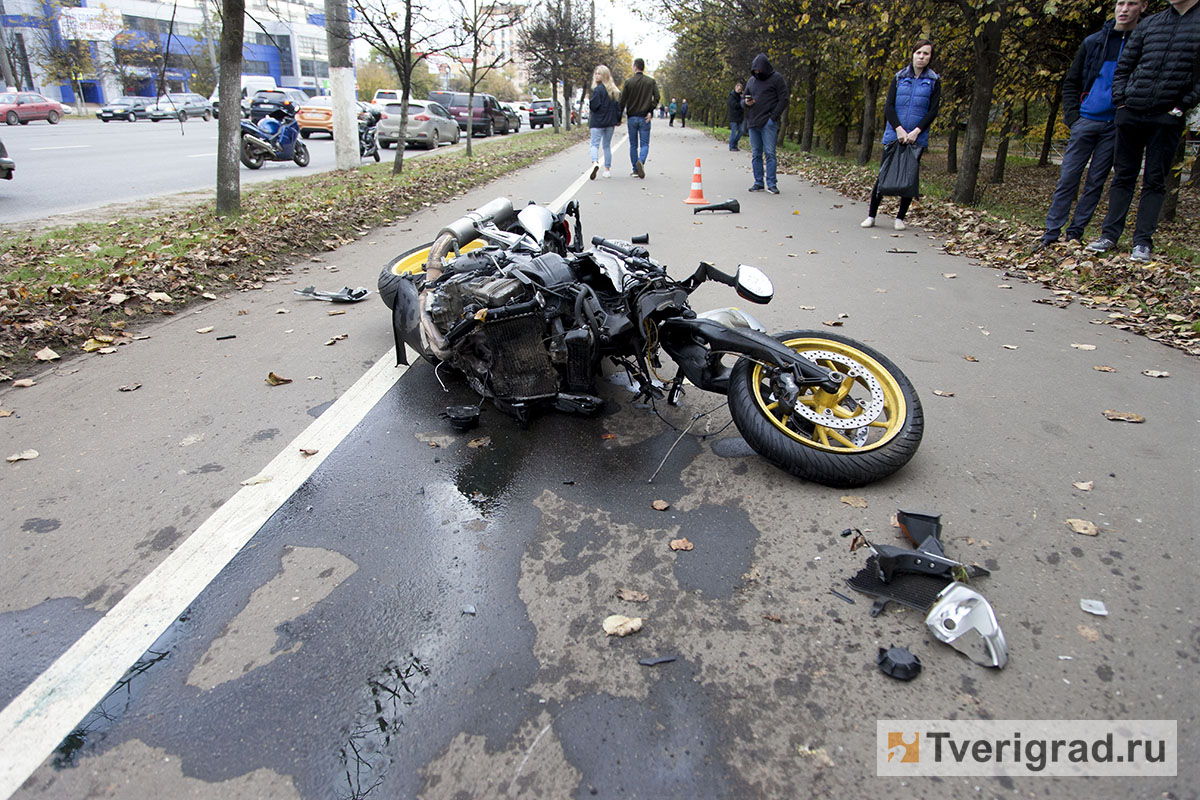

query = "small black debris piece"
[442, 405, 480, 431]
[877, 646, 922, 681]
[638, 656, 677, 667]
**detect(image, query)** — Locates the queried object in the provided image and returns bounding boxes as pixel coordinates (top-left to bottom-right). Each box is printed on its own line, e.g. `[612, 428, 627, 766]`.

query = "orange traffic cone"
[682, 158, 708, 204]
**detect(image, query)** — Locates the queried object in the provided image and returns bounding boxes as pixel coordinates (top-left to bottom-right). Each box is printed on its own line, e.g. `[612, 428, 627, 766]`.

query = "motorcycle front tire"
[240, 137, 265, 169]
[293, 141, 310, 167]
[727, 330, 923, 488]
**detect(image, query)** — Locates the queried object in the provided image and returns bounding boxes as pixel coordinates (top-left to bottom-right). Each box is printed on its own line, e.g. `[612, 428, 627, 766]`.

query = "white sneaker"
[860, 217, 875, 228]
[602, 169, 611, 178]
[893, 218, 906, 231]
[589, 163, 599, 180]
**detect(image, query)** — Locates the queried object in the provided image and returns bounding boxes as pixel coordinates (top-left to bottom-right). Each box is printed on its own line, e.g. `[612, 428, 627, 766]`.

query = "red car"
[1, 92, 64, 126]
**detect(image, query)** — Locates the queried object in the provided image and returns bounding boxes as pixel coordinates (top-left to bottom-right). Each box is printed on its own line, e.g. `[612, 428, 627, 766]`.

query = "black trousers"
[1099, 110, 1186, 249]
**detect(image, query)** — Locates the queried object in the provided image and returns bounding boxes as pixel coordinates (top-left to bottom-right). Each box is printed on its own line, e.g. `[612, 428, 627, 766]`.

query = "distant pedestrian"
[1086, 0, 1200, 261]
[618, 58, 660, 178]
[727, 81, 746, 150]
[669, 98, 677, 126]
[680, 98, 689, 127]
[862, 39, 941, 230]
[588, 65, 622, 179]
[1038, 0, 1148, 248]
[743, 53, 788, 194]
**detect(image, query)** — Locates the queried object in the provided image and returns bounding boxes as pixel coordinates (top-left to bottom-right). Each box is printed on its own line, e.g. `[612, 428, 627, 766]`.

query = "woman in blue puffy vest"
[862, 40, 941, 231]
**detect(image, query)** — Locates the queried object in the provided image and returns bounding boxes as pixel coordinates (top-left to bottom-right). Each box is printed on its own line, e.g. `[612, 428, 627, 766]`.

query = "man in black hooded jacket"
[743, 53, 788, 193]
[1086, 0, 1200, 261]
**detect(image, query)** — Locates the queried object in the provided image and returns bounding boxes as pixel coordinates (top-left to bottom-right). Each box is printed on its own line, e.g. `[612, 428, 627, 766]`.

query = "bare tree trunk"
[326, 0, 357, 170]
[1039, 88, 1061, 167]
[832, 123, 847, 156]
[991, 104, 1011, 183]
[215, 0, 245, 216]
[947, 118, 959, 173]
[953, 9, 1004, 204]
[857, 75, 879, 165]
[802, 61, 816, 152]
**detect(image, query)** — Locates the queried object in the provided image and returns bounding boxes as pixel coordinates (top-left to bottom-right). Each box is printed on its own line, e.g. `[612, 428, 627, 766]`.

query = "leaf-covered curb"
[0, 129, 587, 375]
[732, 134, 1198, 356]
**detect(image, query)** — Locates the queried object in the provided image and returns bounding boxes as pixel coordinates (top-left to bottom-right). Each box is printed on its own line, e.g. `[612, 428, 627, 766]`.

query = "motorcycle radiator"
[482, 313, 559, 400]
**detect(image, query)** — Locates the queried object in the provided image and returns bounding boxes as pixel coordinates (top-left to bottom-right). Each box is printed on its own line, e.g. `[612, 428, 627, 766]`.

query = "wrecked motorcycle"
[378, 197, 923, 487]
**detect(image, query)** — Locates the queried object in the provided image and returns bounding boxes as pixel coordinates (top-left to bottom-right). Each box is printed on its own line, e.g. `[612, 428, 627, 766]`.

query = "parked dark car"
[249, 88, 310, 123]
[499, 102, 521, 133]
[147, 92, 212, 121]
[0, 137, 13, 180]
[1, 92, 63, 125]
[427, 91, 510, 136]
[96, 96, 151, 122]
[528, 99, 557, 128]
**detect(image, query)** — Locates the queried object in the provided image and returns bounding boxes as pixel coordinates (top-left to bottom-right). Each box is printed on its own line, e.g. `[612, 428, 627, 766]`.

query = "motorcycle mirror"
[734, 265, 773, 304]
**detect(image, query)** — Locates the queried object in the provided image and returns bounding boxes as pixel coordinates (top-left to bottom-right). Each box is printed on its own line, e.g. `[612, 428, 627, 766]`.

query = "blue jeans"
[1100, 111, 1186, 249]
[589, 126, 614, 167]
[1042, 117, 1116, 243]
[749, 119, 778, 189]
[627, 114, 651, 168]
[729, 120, 745, 149]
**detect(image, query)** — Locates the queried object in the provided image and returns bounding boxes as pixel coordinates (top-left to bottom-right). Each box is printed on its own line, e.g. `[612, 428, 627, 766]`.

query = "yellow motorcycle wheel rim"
[389, 239, 486, 276]
[750, 337, 907, 453]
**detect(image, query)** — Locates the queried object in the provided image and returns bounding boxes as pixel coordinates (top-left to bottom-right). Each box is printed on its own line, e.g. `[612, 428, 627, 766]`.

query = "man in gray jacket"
[1086, 0, 1200, 261]
[743, 53, 788, 193]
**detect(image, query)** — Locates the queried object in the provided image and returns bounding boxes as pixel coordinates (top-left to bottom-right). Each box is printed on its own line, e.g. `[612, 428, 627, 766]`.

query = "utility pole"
[0, 0, 19, 90]
[199, 0, 218, 76]
[324, 0, 357, 169]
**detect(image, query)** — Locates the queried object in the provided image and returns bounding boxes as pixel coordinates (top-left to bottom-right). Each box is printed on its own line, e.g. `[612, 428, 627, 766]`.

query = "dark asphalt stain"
[307, 401, 334, 418]
[1070, 546, 1085, 557]
[669, 504, 759, 599]
[251, 428, 281, 442]
[139, 526, 182, 552]
[1096, 664, 1114, 682]
[1046, 552, 1060, 565]
[984, 558, 999, 571]
[553, 668, 751, 799]
[20, 518, 61, 533]
[197, 463, 224, 474]
[0, 598, 103, 708]
[82, 585, 107, 605]
[710, 436, 755, 458]
[545, 518, 607, 580]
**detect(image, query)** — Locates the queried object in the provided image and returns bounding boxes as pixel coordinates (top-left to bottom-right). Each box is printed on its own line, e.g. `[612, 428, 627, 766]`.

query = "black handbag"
[876, 141, 922, 197]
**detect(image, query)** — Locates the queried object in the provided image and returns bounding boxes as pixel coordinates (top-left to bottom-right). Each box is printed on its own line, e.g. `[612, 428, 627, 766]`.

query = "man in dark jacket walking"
[1086, 0, 1200, 261]
[1038, 0, 1147, 248]
[743, 53, 788, 193]
[619, 58, 660, 178]
[727, 81, 745, 150]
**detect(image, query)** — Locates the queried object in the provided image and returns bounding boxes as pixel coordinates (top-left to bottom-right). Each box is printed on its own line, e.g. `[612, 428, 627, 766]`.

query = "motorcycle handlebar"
[590, 236, 648, 259]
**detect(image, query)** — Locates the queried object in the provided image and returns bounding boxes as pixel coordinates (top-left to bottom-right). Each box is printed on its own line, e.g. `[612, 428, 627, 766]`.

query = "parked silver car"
[376, 100, 460, 150]
[147, 92, 212, 122]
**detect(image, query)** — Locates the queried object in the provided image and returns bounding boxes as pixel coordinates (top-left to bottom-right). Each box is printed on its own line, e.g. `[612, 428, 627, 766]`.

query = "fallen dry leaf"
[265, 372, 293, 386]
[798, 305, 816, 311]
[275, 308, 290, 314]
[840, 495, 868, 508]
[108, 292, 128, 305]
[328, 310, 346, 316]
[6, 449, 38, 463]
[82, 339, 109, 352]
[324, 333, 349, 346]
[35, 347, 59, 362]
[821, 320, 844, 327]
[196, 326, 215, 334]
[1141, 370, 1169, 378]
[616, 588, 649, 603]
[942, 272, 957, 279]
[669, 537, 694, 551]
[1077, 625, 1101, 643]
[1093, 365, 1117, 373]
[240, 474, 272, 486]
[963, 355, 979, 362]
[1070, 343, 1097, 351]
[600, 433, 617, 440]
[1102, 410, 1145, 423]
[1066, 518, 1098, 536]
[652, 499, 670, 511]
[763, 613, 782, 623]
[13, 379, 34, 388]
[146, 291, 172, 303]
[202, 292, 218, 300]
[997, 284, 1013, 289]
[1002, 344, 1019, 350]
[932, 389, 955, 397]
[118, 383, 141, 392]
[299, 447, 318, 457]
[467, 436, 491, 448]
[1072, 480, 1094, 491]
[602, 614, 644, 637]
[0, 409, 12, 417]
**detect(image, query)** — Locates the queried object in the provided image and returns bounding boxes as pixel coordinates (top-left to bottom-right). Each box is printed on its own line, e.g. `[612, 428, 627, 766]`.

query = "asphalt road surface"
[1, 124, 1195, 798]
[0, 115, 525, 225]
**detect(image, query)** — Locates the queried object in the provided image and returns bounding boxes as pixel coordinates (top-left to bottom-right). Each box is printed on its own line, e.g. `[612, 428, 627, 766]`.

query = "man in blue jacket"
[1087, 0, 1200, 261]
[1038, 0, 1147, 248]
[743, 54, 788, 193]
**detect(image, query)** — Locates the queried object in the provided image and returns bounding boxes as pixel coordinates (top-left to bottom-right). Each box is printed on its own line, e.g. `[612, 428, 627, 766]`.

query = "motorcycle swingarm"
[659, 318, 842, 394]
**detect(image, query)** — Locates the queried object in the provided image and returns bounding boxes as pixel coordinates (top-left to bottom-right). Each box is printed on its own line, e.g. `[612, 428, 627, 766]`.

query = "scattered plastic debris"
[1080, 599, 1109, 616]
[877, 646, 922, 680]
[638, 655, 676, 667]
[293, 286, 370, 303]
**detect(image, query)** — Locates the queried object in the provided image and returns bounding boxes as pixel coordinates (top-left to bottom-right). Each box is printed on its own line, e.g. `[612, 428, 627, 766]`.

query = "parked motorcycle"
[378, 198, 923, 487]
[360, 108, 381, 162]
[240, 104, 309, 169]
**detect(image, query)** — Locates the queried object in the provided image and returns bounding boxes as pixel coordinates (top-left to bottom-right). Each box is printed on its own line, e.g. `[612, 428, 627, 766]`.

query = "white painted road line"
[28, 145, 91, 151]
[554, 133, 628, 212]
[187, 152, 217, 158]
[0, 346, 414, 799]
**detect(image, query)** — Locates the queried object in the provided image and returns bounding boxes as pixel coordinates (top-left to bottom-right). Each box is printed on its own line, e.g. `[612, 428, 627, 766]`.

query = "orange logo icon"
[887, 732, 920, 763]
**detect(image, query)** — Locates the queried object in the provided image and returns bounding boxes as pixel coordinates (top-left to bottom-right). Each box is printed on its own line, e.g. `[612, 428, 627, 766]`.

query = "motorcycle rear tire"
[293, 141, 310, 167]
[727, 330, 923, 487]
[240, 137, 265, 169]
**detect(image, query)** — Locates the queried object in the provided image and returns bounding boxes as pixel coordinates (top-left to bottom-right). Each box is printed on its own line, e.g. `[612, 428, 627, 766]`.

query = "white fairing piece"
[697, 307, 766, 332]
[925, 582, 1009, 668]
[516, 204, 554, 246]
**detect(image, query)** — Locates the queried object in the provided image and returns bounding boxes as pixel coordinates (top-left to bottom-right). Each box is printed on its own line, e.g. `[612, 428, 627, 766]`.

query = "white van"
[211, 76, 278, 118]
[372, 89, 403, 106]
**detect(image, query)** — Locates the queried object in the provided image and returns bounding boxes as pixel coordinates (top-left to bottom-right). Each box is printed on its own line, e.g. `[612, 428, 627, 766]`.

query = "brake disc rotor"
[773, 349, 886, 434]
